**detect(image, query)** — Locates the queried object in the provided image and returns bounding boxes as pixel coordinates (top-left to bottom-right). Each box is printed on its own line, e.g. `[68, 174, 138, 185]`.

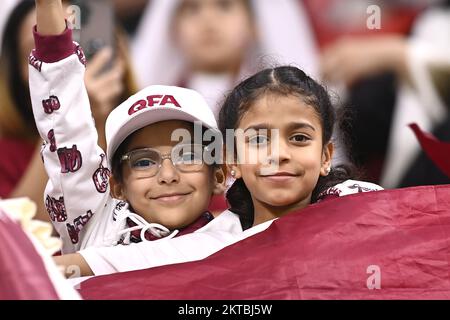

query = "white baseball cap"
[105, 85, 219, 166]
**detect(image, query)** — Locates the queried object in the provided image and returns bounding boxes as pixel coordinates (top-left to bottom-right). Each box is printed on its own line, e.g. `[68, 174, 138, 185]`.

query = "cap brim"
[107, 107, 218, 163]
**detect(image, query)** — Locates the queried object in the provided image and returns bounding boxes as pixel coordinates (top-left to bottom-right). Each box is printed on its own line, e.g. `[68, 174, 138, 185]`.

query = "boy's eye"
[176, 151, 203, 164]
[131, 158, 157, 169]
[290, 134, 310, 143]
[181, 152, 197, 162]
[248, 135, 269, 145]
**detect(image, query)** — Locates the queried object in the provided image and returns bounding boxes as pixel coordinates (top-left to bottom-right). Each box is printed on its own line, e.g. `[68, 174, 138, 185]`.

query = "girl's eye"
[290, 134, 310, 143]
[248, 135, 269, 145]
[132, 158, 157, 169]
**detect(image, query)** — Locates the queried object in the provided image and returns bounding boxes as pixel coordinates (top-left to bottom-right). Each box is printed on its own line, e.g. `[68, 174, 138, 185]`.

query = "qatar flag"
[409, 123, 450, 179]
[0, 209, 59, 300]
[79, 184, 450, 300]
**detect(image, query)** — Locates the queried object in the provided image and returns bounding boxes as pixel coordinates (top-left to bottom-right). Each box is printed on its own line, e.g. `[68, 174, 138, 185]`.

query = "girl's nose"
[271, 138, 291, 164]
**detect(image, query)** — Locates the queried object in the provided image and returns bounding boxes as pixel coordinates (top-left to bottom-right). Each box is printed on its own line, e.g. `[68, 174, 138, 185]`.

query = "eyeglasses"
[120, 144, 209, 178]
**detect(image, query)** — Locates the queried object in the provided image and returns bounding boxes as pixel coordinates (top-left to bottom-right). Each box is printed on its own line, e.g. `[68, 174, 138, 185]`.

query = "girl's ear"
[320, 142, 334, 177]
[110, 175, 126, 200]
[212, 166, 227, 195]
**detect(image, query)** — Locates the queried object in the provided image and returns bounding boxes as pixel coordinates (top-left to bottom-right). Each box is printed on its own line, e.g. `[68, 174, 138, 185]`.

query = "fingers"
[320, 42, 348, 84]
[90, 81, 124, 122]
[86, 54, 125, 97]
[85, 47, 114, 78]
[85, 55, 126, 122]
[92, 79, 125, 106]
[94, 58, 125, 88]
[321, 36, 405, 87]
[320, 48, 340, 83]
[320, 38, 370, 86]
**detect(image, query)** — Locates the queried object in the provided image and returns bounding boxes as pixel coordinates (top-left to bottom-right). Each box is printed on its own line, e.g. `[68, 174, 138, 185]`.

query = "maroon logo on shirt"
[45, 195, 67, 222]
[113, 201, 127, 221]
[57, 145, 82, 173]
[316, 187, 341, 202]
[42, 96, 61, 114]
[92, 154, 110, 193]
[47, 129, 57, 152]
[115, 201, 127, 211]
[28, 53, 42, 72]
[348, 183, 376, 193]
[66, 210, 94, 244]
[128, 95, 181, 115]
[40, 143, 45, 163]
[75, 44, 86, 67]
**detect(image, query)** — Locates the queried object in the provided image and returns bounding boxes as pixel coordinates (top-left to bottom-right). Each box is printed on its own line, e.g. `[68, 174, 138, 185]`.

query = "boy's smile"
[150, 192, 192, 204]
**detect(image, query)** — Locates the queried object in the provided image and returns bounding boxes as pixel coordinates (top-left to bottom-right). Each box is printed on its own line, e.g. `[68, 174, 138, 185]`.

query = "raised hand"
[35, 0, 66, 36]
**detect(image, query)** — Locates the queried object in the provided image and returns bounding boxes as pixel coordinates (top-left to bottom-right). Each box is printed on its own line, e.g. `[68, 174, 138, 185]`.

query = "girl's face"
[111, 120, 224, 229]
[230, 93, 333, 225]
[174, 0, 255, 73]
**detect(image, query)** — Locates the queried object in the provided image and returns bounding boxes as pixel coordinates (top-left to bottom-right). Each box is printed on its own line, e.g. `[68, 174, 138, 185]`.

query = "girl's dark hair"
[0, 0, 37, 138]
[218, 66, 358, 229]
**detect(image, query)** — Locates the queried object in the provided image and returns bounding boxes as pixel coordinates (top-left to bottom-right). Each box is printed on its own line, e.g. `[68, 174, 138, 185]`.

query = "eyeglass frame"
[119, 143, 212, 177]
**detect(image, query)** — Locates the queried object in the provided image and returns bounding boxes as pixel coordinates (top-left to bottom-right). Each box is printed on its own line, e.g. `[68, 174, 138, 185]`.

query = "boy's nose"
[157, 158, 180, 184]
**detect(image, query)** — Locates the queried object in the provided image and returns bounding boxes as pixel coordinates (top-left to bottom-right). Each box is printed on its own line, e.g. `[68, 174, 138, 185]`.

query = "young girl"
[219, 65, 383, 229]
[30, 0, 231, 262]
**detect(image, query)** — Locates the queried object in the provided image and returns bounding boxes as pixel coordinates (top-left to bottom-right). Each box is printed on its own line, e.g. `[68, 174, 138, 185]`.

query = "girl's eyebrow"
[244, 122, 316, 132]
[286, 122, 316, 132]
[126, 146, 152, 153]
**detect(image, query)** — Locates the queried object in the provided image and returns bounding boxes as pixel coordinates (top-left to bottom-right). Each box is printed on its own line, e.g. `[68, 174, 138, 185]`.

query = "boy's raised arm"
[30, 0, 111, 253]
[35, 0, 66, 36]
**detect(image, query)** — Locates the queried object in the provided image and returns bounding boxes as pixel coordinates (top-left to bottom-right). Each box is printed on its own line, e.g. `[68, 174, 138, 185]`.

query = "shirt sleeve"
[79, 211, 255, 276]
[79, 230, 240, 275]
[28, 26, 111, 254]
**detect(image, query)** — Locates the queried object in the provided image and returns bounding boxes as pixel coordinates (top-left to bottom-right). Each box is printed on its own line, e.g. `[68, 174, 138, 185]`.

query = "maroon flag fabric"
[0, 210, 59, 300]
[80, 184, 450, 300]
[410, 123, 450, 179]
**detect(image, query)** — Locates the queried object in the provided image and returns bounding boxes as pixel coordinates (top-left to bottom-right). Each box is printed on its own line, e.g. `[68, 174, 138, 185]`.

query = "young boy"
[29, 0, 228, 255]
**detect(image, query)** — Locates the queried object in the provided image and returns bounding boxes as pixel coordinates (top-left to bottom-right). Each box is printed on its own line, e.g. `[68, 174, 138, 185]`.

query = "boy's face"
[174, 0, 255, 73]
[112, 120, 223, 229]
[230, 94, 333, 224]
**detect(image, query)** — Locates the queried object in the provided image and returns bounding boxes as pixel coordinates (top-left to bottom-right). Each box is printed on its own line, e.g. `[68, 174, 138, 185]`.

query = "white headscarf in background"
[381, 6, 450, 188]
[131, 0, 319, 116]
